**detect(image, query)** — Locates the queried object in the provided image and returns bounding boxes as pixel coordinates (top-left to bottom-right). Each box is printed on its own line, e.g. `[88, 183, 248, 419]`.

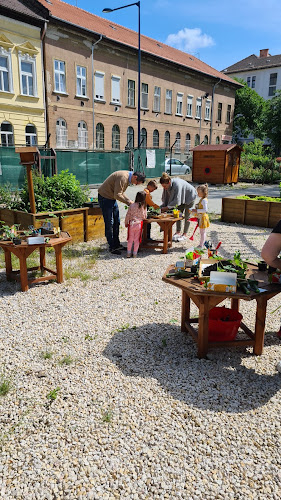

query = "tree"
[233, 78, 266, 143]
[264, 90, 281, 154]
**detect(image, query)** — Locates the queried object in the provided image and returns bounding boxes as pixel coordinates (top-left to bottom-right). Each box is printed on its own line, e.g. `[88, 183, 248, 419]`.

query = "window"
[247, 76, 256, 89]
[0, 121, 14, 146]
[165, 89, 172, 114]
[96, 123, 104, 149]
[176, 93, 183, 115]
[25, 124, 37, 146]
[269, 73, 277, 96]
[205, 100, 211, 120]
[204, 135, 208, 145]
[95, 72, 105, 100]
[216, 136, 220, 144]
[127, 79, 135, 106]
[19, 54, 37, 96]
[217, 102, 222, 122]
[78, 121, 88, 149]
[127, 126, 134, 148]
[54, 60, 66, 93]
[196, 98, 202, 119]
[164, 131, 170, 150]
[187, 95, 193, 117]
[141, 83, 148, 109]
[111, 76, 120, 104]
[0, 49, 13, 93]
[112, 124, 120, 150]
[56, 118, 68, 148]
[226, 104, 231, 123]
[76, 66, 86, 97]
[140, 128, 147, 148]
[153, 129, 159, 148]
[195, 134, 200, 146]
[185, 133, 191, 152]
[153, 86, 161, 112]
[175, 132, 181, 151]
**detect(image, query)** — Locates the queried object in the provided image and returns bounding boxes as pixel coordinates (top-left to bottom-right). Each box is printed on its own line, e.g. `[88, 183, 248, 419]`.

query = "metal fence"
[0, 147, 165, 189]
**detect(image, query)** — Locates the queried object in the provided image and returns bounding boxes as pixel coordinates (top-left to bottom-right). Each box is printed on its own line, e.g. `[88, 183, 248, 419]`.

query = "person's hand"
[128, 200, 134, 206]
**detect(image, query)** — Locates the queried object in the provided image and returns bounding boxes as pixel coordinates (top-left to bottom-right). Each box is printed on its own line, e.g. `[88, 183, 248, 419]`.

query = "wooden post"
[15, 147, 39, 214]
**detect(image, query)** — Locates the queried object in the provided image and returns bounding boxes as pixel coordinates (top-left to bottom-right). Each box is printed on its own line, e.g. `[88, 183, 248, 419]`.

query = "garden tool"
[189, 217, 198, 241]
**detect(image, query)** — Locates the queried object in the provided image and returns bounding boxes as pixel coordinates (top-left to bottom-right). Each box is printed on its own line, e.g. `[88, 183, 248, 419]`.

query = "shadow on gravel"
[103, 323, 281, 413]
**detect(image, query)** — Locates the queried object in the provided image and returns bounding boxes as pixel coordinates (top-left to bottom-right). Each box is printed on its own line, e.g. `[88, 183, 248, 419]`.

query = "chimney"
[259, 49, 269, 58]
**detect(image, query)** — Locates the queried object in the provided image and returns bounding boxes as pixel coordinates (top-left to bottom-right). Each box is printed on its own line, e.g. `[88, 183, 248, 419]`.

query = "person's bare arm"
[261, 233, 281, 269]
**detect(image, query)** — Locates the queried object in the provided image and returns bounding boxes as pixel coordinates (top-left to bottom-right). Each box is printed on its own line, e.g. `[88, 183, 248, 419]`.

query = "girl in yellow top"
[191, 184, 210, 247]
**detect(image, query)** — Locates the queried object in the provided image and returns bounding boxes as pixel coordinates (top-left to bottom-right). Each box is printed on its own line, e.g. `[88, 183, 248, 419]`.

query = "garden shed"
[191, 144, 242, 184]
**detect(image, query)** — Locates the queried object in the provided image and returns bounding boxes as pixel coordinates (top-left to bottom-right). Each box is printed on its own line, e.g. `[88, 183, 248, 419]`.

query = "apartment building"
[222, 49, 281, 101]
[38, 0, 240, 153]
[0, 0, 48, 147]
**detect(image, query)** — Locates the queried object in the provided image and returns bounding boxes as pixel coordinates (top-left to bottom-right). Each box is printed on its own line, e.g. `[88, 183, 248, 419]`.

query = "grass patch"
[59, 355, 73, 366]
[40, 351, 53, 360]
[0, 377, 12, 396]
[102, 409, 113, 423]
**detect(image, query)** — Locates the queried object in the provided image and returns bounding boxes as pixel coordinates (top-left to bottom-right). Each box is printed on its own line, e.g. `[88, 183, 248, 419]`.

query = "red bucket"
[208, 306, 243, 342]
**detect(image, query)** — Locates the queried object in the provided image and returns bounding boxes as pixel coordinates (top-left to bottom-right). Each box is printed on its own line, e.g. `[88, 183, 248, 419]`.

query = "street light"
[199, 92, 209, 144]
[103, 2, 141, 148]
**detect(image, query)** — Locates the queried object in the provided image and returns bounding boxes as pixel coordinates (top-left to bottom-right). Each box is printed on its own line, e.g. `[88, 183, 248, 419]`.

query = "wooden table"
[0, 235, 72, 292]
[163, 264, 281, 358]
[142, 215, 183, 254]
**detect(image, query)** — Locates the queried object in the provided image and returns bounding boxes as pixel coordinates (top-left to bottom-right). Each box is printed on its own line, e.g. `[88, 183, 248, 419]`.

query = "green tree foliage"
[239, 139, 279, 183]
[264, 90, 281, 153]
[233, 78, 266, 142]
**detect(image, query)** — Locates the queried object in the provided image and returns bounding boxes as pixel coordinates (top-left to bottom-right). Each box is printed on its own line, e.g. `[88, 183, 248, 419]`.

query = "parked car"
[164, 158, 191, 175]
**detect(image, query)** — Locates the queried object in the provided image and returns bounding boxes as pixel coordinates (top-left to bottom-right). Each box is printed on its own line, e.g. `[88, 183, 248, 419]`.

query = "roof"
[191, 144, 242, 152]
[37, 0, 239, 87]
[0, 0, 47, 22]
[222, 53, 281, 74]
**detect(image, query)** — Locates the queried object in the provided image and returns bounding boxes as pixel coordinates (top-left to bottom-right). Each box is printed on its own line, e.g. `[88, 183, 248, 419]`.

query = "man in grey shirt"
[160, 173, 196, 241]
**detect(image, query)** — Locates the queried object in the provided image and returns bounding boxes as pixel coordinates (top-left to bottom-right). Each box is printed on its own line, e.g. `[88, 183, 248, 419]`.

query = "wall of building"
[228, 68, 281, 101]
[44, 23, 236, 153]
[0, 15, 46, 146]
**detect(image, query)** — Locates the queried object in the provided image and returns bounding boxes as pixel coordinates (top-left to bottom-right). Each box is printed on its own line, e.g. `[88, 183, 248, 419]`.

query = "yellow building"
[0, 10, 46, 147]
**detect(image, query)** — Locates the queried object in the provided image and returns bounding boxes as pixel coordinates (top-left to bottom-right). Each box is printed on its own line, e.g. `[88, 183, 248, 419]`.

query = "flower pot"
[208, 306, 243, 342]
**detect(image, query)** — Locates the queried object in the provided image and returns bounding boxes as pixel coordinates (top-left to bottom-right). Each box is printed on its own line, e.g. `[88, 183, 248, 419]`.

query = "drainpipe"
[41, 21, 49, 146]
[92, 35, 103, 149]
[209, 78, 221, 144]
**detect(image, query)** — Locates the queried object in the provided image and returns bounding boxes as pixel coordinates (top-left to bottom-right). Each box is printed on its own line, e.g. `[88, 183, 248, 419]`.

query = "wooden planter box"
[221, 197, 281, 227]
[0, 207, 104, 243]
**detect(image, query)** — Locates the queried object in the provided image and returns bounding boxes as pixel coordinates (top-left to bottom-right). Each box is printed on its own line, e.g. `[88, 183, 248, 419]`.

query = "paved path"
[90, 179, 279, 219]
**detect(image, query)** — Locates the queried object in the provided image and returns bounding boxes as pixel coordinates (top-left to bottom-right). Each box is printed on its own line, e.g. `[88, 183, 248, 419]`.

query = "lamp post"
[199, 92, 209, 144]
[103, 2, 141, 148]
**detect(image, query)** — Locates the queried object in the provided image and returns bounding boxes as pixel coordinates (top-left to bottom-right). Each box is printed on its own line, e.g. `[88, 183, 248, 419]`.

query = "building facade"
[0, 0, 47, 147]
[39, 0, 239, 154]
[222, 49, 281, 101]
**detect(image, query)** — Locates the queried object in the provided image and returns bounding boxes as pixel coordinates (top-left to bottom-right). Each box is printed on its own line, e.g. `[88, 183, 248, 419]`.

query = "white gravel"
[0, 219, 281, 500]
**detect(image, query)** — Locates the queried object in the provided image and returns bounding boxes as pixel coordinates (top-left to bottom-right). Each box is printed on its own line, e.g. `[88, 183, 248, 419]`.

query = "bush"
[3, 170, 89, 212]
[239, 140, 280, 183]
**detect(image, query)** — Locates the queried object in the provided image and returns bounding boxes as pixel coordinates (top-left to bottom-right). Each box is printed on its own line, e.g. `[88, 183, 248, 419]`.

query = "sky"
[63, 0, 281, 71]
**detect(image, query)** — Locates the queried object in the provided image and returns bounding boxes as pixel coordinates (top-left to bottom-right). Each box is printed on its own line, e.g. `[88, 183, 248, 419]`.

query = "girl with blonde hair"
[191, 183, 210, 247]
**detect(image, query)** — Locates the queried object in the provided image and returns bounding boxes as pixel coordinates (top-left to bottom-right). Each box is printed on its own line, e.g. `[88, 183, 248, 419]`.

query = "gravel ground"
[0, 219, 281, 499]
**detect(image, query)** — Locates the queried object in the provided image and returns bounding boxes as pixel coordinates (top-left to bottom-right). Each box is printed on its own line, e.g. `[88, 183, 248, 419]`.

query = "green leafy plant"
[102, 409, 113, 423]
[40, 351, 53, 360]
[85, 334, 93, 341]
[0, 376, 12, 396]
[46, 387, 60, 402]
[11, 170, 89, 212]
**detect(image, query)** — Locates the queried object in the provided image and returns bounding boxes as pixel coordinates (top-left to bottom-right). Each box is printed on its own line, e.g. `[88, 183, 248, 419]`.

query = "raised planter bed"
[221, 196, 281, 227]
[0, 207, 104, 243]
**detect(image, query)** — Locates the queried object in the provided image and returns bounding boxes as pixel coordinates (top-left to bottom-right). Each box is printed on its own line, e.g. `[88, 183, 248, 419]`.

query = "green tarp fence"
[0, 147, 165, 189]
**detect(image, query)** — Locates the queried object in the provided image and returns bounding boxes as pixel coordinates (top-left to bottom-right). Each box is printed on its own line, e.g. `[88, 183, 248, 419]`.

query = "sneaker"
[116, 245, 126, 251]
[177, 235, 187, 242]
[127, 253, 131, 258]
[110, 248, 121, 255]
[172, 234, 180, 242]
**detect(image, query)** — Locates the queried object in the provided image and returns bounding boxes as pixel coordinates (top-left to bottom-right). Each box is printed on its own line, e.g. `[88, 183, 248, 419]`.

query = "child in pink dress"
[125, 191, 147, 258]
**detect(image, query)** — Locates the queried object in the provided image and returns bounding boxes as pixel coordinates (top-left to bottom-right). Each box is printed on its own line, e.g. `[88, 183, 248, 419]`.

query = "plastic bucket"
[208, 306, 243, 342]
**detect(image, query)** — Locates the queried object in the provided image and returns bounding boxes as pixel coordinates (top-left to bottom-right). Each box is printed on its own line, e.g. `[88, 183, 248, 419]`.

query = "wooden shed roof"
[191, 144, 242, 152]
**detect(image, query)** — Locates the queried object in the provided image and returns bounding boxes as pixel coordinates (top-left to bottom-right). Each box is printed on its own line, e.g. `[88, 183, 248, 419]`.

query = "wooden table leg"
[163, 228, 169, 254]
[40, 246, 46, 273]
[142, 221, 148, 242]
[231, 298, 240, 311]
[254, 296, 267, 355]
[54, 244, 63, 283]
[4, 249, 12, 279]
[19, 251, 29, 292]
[181, 290, 190, 332]
[197, 296, 210, 358]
